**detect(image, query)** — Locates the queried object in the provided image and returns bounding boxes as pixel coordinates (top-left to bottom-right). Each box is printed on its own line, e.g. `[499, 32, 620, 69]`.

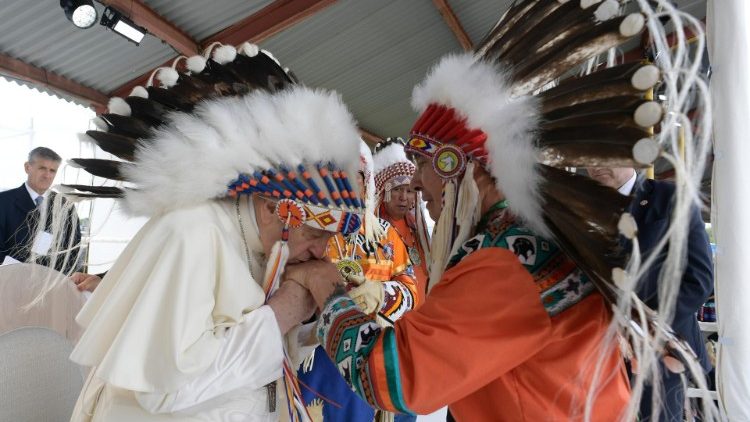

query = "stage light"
[60, 0, 97, 29]
[100, 6, 147, 45]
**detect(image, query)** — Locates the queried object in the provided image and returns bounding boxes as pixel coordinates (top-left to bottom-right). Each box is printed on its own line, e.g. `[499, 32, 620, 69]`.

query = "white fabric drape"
[708, 1, 750, 418]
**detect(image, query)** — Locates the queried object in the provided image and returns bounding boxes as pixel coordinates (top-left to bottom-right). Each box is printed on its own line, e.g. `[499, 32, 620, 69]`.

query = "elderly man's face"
[411, 156, 443, 221]
[256, 199, 334, 263]
[586, 167, 635, 190]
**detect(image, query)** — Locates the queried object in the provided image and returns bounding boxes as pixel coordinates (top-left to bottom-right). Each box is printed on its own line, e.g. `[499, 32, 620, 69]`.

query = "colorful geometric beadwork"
[275, 199, 306, 228]
[405, 135, 440, 159]
[432, 144, 467, 179]
[226, 162, 364, 236]
[447, 204, 594, 317]
[374, 162, 415, 194]
[405, 103, 490, 169]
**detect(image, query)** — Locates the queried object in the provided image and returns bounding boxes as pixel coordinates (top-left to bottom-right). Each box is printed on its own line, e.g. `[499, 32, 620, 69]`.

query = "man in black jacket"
[587, 167, 714, 422]
[0, 147, 81, 273]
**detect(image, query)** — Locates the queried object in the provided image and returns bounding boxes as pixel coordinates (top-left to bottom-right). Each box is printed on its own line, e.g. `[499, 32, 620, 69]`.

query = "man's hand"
[267, 281, 316, 335]
[284, 260, 344, 308]
[70, 272, 102, 292]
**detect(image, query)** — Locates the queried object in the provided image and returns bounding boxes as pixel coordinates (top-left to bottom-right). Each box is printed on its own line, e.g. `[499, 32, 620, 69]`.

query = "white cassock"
[69, 196, 315, 421]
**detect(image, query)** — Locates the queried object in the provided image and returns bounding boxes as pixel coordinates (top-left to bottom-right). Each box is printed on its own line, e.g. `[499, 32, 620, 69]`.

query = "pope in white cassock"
[59, 43, 367, 421]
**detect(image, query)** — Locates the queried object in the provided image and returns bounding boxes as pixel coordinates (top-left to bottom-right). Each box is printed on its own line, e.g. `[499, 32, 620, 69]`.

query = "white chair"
[0, 326, 85, 421]
[0, 263, 86, 342]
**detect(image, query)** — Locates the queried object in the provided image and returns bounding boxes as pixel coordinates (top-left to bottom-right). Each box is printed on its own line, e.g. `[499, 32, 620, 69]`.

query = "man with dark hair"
[0, 146, 81, 273]
[587, 166, 714, 422]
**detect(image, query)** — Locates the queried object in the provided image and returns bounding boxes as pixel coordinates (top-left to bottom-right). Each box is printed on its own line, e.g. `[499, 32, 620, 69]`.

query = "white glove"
[346, 275, 384, 314]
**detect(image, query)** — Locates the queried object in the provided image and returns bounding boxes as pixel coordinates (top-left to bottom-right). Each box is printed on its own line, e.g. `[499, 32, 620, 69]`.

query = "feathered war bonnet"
[72, 43, 363, 236]
[406, 0, 658, 288]
[405, 1, 715, 416]
[65, 42, 363, 421]
[372, 137, 416, 205]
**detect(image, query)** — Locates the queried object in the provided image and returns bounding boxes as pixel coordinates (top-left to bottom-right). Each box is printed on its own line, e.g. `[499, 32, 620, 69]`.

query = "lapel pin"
[640, 200, 648, 206]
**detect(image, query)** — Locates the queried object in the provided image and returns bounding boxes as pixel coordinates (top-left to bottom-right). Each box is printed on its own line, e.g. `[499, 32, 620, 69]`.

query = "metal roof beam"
[432, 0, 472, 51]
[100, 0, 200, 56]
[0, 53, 108, 110]
[202, 0, 338, 48]
[359, 127, 384, 147]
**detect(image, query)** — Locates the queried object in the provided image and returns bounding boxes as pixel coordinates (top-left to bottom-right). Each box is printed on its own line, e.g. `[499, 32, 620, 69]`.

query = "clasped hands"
[284, 260, 384, 314]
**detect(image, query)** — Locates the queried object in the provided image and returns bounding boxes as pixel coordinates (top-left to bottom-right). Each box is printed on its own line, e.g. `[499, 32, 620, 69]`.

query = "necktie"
[34, 196, 43, 207]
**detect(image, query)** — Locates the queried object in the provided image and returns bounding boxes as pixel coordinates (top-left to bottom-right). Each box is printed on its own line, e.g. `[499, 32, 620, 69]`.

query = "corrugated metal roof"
[261, 0, 470, 137]
[0, 0, 708, 136]
[144, 0, 274, 40]
[0, 0, 278, 95]
[451, 0, 514, 47]
[0, 0, 176, 93]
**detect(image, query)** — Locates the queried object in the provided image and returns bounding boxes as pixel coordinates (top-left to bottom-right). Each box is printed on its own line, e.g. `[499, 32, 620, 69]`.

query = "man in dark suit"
[0, 147, 81, 273]
[587, 167, 714, 422]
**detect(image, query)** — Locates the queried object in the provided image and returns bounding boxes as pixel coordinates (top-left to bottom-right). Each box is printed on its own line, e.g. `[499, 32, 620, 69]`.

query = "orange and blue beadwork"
[226, 164, 363, 235]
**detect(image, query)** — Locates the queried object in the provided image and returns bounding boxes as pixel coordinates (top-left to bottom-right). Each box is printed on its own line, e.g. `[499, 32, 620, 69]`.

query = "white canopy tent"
[708, 0, 750, 419]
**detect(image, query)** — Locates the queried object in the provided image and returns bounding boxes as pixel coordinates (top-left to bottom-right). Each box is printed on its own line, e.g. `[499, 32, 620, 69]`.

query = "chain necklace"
[386, 216, 422, 266]
[235, 197, 277, 412]
[235, 197, 252, 271]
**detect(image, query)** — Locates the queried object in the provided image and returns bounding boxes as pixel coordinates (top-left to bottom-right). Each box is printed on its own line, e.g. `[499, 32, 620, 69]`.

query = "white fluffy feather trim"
[186, 55, 207, 73]
[213, 45, 237, 65]
[239, 42, 260, 57]
[411, 53, 546, 235]
[372, 143, 413, 176]
[594, 0, 619, 21]
[156, 68, 179, 88]
[129, 86, 149, 98]
[123, 86, 361, 216]
[108, 97, 131, 116]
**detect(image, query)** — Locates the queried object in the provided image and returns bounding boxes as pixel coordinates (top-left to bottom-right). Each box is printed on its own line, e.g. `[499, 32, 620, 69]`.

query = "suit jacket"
[629, 177, 713, 371]
[0, 184, 81, 273]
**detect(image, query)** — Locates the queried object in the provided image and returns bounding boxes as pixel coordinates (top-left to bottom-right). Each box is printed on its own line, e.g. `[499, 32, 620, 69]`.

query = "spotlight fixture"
[60, 0, 98, 29]
[100, 6, 147, 45]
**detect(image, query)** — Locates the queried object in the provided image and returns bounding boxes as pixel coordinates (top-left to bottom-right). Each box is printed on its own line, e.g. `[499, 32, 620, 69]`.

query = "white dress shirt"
[617, 171, 638, 196]
[24, 182, 48, 205]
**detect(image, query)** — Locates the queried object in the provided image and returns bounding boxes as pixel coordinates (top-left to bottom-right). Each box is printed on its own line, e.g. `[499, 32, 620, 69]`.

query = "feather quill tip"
[580, 0, 602, 9]
[261, 49, 281, 65]
[633, 138, 660, 164]
[91, 117, 109, 132]
[612, 267, 627, 289]
[129, 86, 149, 98]
[66, 159, 84, 169]
[54, 184, 75, 194]
[213, 45, 237, 65]
[77, 133, 98, 148]
[620, 13, 645, 37]
[186, 55, 207, 73]
[156, 68, 179, 88]
[618, 213, 638, 239]
[634, 101, 663, 127]
[107, 97, 131, 116]
[239, 42, 259, 57]
[632, 65, 661, 90]
[594, 0, 619, 21]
